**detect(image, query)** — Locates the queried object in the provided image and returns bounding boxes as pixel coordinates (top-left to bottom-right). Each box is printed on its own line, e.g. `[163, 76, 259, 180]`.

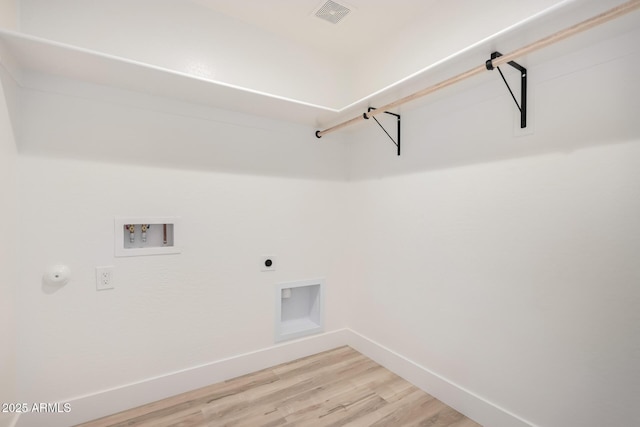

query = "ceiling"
[190, 0, 438, 59]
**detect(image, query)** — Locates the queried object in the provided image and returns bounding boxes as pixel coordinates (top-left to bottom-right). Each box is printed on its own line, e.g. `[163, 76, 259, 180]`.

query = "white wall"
[0, 50, 19, 427]
[17, 72, 349, 180]
[13, 67, 352, 409]
[16, 156, 350, 404]
[346, 28, 640, 427]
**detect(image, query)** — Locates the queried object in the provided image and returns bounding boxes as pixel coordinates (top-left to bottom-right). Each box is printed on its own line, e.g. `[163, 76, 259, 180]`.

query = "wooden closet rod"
[315, 0, 640, 138]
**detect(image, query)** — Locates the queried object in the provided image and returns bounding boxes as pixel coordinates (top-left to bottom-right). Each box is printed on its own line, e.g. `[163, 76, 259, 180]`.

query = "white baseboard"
[347, 330, 535, 427]
[14, 328, 533, 427]
[15, 328, 350, 427]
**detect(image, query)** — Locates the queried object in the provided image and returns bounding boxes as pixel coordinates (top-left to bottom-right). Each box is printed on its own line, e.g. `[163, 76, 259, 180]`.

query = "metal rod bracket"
[367, 107, 401, 156]
[487, 51, 527, 128]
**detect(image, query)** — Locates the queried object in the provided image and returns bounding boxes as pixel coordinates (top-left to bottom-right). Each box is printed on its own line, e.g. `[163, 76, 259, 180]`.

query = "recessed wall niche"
[114, 217, 181, 257]
[275, 279, 325, 342]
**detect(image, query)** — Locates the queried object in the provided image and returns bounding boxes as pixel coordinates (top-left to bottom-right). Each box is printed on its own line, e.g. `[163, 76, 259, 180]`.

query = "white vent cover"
[314, 0, 351, 24]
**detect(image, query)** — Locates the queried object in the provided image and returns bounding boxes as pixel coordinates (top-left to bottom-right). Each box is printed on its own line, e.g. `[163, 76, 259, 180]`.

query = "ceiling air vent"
[314, 0, 351, 24]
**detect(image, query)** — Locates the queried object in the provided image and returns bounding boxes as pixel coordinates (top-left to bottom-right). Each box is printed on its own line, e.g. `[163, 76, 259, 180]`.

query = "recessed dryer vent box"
[114, 217, 180, 257]
[275, 278, 325, 342]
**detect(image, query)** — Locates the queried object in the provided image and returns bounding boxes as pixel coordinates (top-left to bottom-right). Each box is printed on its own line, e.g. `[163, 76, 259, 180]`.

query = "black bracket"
[486, 51, 527, 128]
[365, 107, 401, 156]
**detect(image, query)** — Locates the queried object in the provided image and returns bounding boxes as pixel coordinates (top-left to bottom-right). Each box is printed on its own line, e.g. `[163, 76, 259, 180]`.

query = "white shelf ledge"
[0, 29, 339, 125]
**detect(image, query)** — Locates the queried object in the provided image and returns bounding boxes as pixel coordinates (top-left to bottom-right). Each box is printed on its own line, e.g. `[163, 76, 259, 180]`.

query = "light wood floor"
[76, 346, 482, 427]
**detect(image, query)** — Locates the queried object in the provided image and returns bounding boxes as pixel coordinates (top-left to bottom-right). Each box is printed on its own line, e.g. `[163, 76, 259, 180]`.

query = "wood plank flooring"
[76, 346, 482, 427]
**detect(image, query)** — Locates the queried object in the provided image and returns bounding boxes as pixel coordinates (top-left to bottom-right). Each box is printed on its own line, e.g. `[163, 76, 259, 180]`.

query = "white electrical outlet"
[96, 266, 114, 290]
